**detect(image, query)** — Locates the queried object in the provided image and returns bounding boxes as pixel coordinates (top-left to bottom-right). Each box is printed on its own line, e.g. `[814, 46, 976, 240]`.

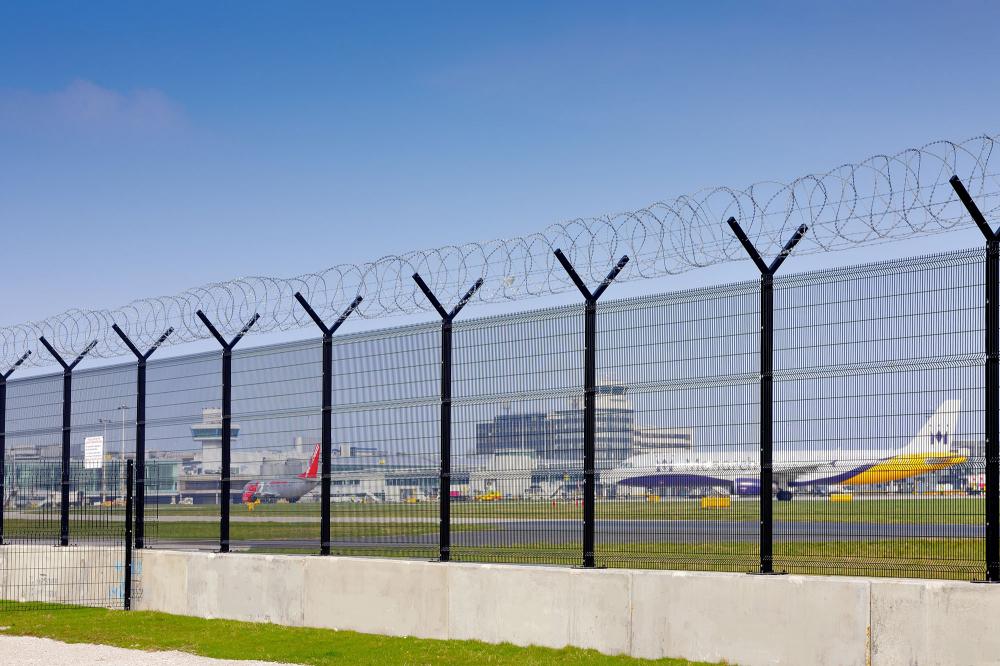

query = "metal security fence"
[4, 211, 1000, 585]
[770, 249, 985, 579]
[0, 460, 135, 610]
[452, 303, 585, 566]
[595, 280, 760, 573]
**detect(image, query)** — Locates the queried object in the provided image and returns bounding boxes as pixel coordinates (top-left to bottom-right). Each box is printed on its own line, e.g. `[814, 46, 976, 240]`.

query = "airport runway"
[145, 518, 984, 551]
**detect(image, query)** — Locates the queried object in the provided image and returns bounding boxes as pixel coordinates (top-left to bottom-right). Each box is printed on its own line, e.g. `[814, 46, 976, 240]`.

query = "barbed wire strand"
[7, 132, 1000, 369]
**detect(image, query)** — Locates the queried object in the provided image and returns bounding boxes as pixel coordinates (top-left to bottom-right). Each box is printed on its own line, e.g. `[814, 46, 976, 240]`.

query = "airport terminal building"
[7, 380, 976, 506]
[0, 381, 771, 506]
[159, 381, 695, 504]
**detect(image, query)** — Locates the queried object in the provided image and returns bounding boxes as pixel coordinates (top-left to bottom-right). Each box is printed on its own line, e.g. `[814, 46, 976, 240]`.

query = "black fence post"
[553, 249, 629, 569]
[727, 218, 808, 575]
[412, 275, 484, 563]
[39, 337, 97, 547]
[0, 350, 31, 545]
[195, 311, 260, 554]
[950, 175, 1000, 582]
[124, 458, 134, 610]
[112, 325, 174, 550]
[293, 293, 363, 555]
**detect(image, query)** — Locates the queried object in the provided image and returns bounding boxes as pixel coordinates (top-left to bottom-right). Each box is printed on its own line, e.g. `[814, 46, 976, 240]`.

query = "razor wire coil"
[6, 133, 1000, 369]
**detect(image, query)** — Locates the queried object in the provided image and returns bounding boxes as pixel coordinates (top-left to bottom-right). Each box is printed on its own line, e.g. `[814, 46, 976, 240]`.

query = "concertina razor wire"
[7, 132, 1000, 369]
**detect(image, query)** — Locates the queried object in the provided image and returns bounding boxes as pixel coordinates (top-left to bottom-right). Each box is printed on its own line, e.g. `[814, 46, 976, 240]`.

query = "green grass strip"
[135, 496, 986, 525]
[0, 605, 720, 665]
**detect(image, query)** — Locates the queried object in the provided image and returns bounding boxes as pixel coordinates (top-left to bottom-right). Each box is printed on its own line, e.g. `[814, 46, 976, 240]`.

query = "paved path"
[0, 635, 297, 666]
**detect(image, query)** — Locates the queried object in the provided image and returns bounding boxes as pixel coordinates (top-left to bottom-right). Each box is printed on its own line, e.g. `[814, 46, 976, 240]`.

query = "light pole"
[8, 450, 14, 508]
[98, 417, 113, 504]
[117, 404, 128, 501]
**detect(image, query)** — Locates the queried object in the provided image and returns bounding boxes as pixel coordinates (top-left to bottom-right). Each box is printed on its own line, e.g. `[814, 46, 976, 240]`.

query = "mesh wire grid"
[0, 245, 994, 583]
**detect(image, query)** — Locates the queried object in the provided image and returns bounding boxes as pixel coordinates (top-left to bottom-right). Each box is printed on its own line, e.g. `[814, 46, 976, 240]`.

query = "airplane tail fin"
[899, 400, 961, 456]
[298, 443, 321, 479]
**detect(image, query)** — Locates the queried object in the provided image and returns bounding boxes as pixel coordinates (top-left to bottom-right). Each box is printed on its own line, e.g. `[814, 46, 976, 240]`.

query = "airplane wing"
[772, 460, 829, 488]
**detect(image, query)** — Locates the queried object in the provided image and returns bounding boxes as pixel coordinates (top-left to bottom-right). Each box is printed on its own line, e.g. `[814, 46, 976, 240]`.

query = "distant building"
[336, 444, 380, 458]
[475, 381, 690, 466]
[632, 427, 694, 454]
[191, 408, 240, 474]
[133, 386, 700, 505]
[469, 454, 535, 498]
[547, 383, 633, 463]
[475, 412, 548, 456]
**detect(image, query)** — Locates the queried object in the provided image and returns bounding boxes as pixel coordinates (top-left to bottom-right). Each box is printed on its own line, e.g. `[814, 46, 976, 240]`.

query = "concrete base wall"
[135, 550, 1000, 666]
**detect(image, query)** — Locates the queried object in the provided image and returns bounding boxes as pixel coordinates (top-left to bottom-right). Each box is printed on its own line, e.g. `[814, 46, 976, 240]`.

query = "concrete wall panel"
[567, 568, 632, 655]
[134, 549, 189, 614]
[448, 563, 573, 648]
[871, 578, 1000, 666]
[302, 557, 449, 640]
[210, 554, 307, 625]
[630, 571, 870, 666]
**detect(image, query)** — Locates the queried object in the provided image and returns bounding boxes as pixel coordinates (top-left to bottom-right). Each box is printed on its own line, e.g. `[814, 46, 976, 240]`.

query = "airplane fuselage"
[604, 449, 967, 495]
[247, 478, 318, 503]
[606, 400, 966, 495]
[242, 443, 322, 504]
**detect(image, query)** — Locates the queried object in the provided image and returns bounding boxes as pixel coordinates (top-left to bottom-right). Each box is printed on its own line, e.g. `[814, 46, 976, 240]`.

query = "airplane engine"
[241, 482, 259, 503]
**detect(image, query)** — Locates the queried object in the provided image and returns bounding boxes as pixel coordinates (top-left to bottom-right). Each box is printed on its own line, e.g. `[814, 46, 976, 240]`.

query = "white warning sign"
[84, 436, 104, 469]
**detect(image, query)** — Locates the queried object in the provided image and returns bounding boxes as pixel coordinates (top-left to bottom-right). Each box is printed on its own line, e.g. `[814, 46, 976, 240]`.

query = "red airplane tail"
[298, 443, 321, 479]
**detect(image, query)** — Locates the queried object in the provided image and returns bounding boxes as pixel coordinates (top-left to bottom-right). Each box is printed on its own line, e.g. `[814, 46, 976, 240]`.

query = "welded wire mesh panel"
[324, 323, 440, 558]
[229, 340, 322, 553]
[4, 371, 62, 466]
[142, 352, 222, 549]
[772, 248, 985, 580]
[595, 282, 760, 572]
[452, 305, 584, 565]
[3, 363, 135, 605]
[1, 461, 129, 611]
[2, 244, 994, 585]
[72, 363, 136, 505]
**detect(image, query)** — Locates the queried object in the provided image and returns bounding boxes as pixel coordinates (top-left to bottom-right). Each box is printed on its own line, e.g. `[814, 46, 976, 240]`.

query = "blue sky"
[1, 1, 999, 340]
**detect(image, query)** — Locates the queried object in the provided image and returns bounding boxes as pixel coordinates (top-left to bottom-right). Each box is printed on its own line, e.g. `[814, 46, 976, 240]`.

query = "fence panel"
[1, 460, 130, 610]
[4, 371, 62, 480]
[143, 352, 222, 549]
[323, 323, 440, 559]
[452, 304, 584, 565]
[772, 249, 986, 580]
[595, 281, 760, 572]
[72, 363, 136, 507]
[229, 340, 322, 553]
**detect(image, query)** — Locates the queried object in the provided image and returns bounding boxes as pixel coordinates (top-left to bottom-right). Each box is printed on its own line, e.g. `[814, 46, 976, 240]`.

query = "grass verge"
[0, 605, 720, 665]
[2, 520, 487, 541]
[450, 538, 984, 580]
[139, 496, 986, 525]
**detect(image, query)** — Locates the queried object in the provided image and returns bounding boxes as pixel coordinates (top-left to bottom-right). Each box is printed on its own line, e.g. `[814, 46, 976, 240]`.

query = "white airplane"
[604, 400, 967, 500]
[241, 443, 320, 506]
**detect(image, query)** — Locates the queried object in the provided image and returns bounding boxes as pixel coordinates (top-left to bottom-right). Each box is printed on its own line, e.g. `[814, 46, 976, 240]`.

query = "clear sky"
[1, 1, 999, 339]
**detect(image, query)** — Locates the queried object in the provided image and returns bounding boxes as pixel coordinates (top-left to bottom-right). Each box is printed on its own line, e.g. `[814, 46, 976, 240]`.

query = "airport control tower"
[191, 407, 240, 474]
